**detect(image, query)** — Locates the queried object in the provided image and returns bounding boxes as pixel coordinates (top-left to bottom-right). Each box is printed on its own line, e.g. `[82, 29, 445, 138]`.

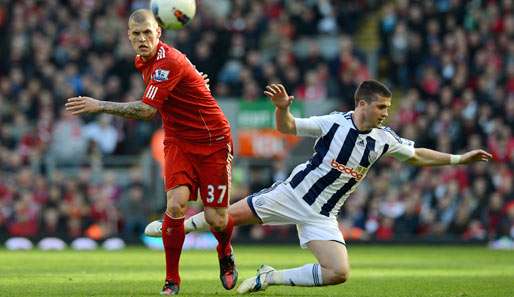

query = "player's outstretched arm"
[65, 96, 157, 120]
[264, 84, 296, 134]
[406, 148, 492, 167]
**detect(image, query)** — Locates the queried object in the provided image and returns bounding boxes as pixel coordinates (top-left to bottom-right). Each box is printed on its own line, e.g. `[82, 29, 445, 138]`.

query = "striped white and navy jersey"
[286, 111, 415, 218]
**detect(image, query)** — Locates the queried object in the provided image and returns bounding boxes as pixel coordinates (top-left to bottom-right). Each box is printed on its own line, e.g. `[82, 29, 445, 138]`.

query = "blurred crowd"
[0, 0, 512, 243]
[341, 0, 514, 241]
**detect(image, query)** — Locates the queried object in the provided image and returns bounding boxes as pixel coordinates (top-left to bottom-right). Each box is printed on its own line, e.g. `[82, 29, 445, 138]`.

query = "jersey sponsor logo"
[330, 159, 365, 180]
[153, 69, 170, 82]
[145, 85, 158, 100]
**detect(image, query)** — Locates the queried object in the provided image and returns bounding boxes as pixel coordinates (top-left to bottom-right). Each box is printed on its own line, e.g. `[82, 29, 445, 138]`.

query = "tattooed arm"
[65, 96, 157, 120]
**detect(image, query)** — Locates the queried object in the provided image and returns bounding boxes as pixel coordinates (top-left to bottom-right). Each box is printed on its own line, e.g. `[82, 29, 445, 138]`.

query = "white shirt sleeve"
[294, 117, 323, 137]
[383, 128, 415, 161]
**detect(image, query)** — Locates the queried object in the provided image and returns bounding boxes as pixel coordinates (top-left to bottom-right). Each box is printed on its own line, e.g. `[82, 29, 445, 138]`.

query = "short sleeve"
[294, 117, 322, 137]
[306, 113, 341, 135]
[382, 127, 415, 161]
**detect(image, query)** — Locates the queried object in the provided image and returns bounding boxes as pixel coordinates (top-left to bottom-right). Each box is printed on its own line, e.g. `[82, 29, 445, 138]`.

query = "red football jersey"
[135, 41, 231, 144]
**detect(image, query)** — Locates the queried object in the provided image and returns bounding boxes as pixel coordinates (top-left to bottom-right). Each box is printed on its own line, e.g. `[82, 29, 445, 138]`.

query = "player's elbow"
[406, 151, 425, 166]
[406, 156, 423, 166]
[142, 113, 154, 121]
[141, 109, 157, 121]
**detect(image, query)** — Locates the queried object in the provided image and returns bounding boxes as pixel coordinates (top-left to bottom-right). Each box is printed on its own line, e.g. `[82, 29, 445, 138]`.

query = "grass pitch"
[0, 245, 512, 297]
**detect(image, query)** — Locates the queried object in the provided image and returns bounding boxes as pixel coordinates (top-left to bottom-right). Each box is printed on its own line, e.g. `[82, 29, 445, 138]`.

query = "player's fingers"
[270, 84, 281, 94]
[474, 150, 491, 159]
[264, 91, 274, 97]
[70, 109, 84, 115]
[65, 101, 83, 107]
[265, 85, 276, 94]
[65, 104, 79, 110]
[67, 103, 86, 111]
[66, 107, 82, 113]
[278, 84, 287, 94]
[481, 152, 492, 158]
[67, 97, 83, 102]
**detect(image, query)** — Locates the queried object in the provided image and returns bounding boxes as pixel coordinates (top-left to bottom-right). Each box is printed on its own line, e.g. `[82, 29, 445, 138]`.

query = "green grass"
[1, 245, 513, 296]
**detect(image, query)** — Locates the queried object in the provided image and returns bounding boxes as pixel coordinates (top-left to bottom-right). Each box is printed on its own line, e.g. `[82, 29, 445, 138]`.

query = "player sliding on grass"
[146, 80, 492, 294]
[66, 9, 237, 296]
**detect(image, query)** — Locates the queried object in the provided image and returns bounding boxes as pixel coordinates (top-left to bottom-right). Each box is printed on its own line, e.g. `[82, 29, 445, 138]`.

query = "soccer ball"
[150, 0, 196, 30]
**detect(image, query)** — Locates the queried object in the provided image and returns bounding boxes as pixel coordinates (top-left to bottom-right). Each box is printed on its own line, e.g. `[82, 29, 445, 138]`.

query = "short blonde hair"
[128, 9, 157, 25]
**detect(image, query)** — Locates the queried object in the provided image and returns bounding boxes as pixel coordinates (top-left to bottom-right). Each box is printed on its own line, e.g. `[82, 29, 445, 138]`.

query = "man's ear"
[156, 25, 162, 39]
[357, 99, 367, 107]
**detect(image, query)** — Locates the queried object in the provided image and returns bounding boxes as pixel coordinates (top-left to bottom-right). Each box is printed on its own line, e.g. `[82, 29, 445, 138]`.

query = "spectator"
[83, 114, 119, 155]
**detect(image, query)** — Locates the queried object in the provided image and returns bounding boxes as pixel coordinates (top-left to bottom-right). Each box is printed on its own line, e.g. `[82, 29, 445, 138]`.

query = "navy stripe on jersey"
[319, 136, 375, 216]
[379, 144, 389, 159]
[290, 124, 339, 188]
[382, 127, 402, 143]
[359, 136, 376, 167]
[320, 178, 357, 216]
[302, 129, 359, 205]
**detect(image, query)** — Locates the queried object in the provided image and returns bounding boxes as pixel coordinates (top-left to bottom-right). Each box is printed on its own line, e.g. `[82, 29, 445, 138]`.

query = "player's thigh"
[228, 198, 262, 226]
[164, 142, 197, 196]
[166, 186, 191, 216]
[246, 182, 302, 225]
[307, 240, 349, 274]
[196, 143, 233, 208]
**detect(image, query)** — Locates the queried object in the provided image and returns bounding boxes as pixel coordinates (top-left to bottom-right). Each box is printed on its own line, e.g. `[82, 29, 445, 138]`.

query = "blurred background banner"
[237, 100, 303, 158]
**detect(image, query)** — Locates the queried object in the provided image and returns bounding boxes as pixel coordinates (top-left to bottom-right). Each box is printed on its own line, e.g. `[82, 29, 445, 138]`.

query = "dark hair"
[354, 80, 392, 106]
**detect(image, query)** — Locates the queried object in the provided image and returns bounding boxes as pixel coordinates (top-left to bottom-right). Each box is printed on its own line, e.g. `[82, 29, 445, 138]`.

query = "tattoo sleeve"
[99, 101, 157, 120]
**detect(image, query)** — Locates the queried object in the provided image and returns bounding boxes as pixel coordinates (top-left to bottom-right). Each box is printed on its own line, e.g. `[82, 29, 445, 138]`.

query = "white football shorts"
[246, 182, 345, 248]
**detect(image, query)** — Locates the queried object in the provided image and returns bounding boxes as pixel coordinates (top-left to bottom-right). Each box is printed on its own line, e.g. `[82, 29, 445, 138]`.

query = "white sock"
[267, 264, 323, 287]
[184, 212, 209, 233]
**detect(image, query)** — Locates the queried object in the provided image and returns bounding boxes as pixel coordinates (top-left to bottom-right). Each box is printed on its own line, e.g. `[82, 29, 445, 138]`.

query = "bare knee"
[205, 212, 227, 230]
[166, 193, 187, 218]
[323, 264, 350, 285]
[331, 266, 350, 284]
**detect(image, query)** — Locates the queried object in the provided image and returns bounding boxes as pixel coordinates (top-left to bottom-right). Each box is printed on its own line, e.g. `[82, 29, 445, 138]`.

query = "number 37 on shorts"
[205, 184, 228, 204]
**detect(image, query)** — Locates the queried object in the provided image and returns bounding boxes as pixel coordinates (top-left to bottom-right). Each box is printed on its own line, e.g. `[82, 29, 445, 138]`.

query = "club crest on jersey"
[153, 69, 169, 82]
[368, 151, 378, 164]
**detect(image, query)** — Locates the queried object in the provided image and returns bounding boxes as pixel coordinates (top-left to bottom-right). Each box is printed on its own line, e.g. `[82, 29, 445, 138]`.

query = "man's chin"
[138, 51, 151, 59]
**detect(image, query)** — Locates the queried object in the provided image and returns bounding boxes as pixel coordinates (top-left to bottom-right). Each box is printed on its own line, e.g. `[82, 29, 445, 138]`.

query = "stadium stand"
[0, 1, 512, 244]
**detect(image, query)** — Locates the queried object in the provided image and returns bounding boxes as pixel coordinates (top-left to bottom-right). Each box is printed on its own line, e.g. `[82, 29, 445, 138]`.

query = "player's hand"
[264, 84, 294, 109]
[200, 72, 210, 90]
[459, 149, 493, 164]
[65, 96, 102, 115]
